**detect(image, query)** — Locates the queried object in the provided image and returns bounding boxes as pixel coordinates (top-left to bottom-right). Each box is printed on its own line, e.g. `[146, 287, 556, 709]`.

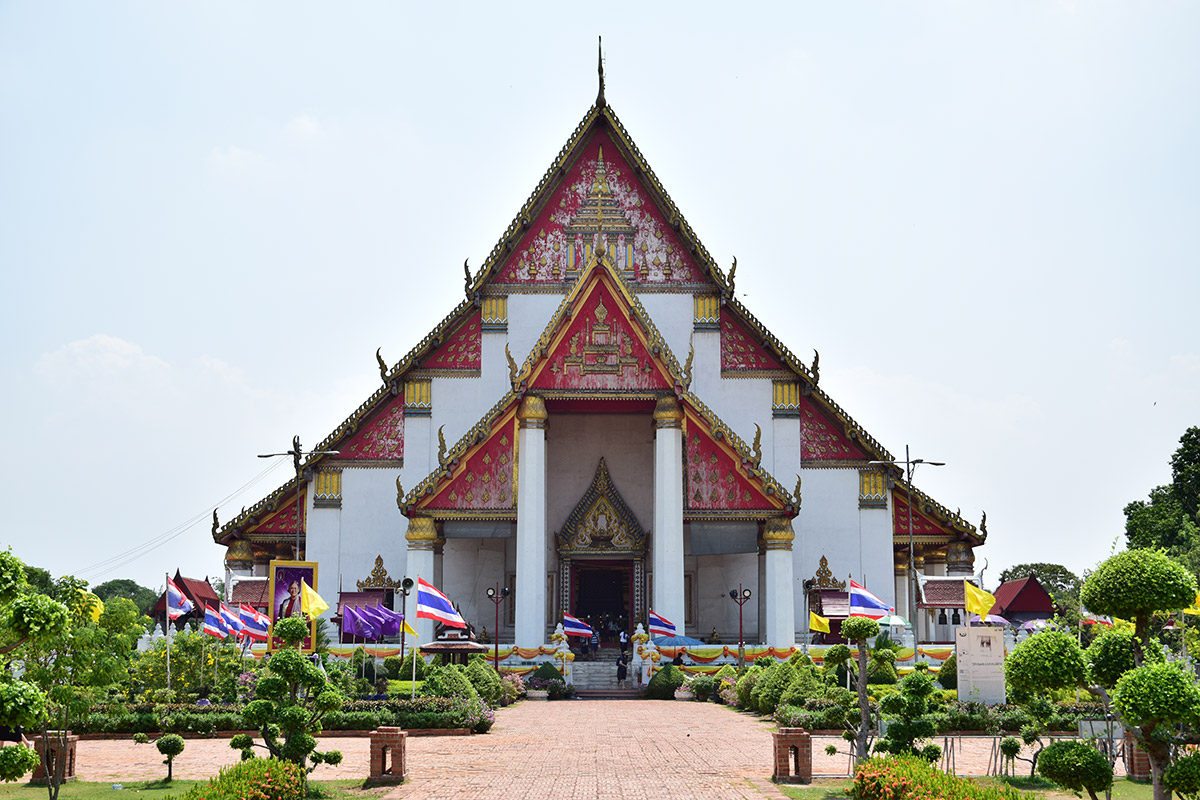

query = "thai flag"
[219, 603, 244, 638]
[414, 578, 466, 629]
[238, 603, 270, 642]
[648, 610, 675, 638]
[166, 577, 194, 620]
[202, 606, 228, 639]
[562, 613, 593, 638]
[848, 579, 889, 620]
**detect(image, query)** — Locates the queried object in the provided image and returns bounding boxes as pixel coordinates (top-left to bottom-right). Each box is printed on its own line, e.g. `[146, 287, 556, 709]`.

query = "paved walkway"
[74, 701, 1116, 798]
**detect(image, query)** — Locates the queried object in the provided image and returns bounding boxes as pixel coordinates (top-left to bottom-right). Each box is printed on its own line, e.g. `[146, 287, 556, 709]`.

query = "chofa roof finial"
[596, 36, 606, 109]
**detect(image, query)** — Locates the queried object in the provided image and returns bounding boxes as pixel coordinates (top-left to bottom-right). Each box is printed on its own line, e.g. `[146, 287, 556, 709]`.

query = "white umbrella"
[877, 614, 908, 627]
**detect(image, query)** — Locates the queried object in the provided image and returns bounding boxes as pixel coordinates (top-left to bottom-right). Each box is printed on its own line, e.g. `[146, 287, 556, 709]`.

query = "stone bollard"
[367, 726, 408, 786]
[29, 731, 78, 785]
[772, 727, 812, 784]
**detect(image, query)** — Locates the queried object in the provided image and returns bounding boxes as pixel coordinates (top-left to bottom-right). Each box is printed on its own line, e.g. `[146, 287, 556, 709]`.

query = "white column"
[652, 396, 686, 632]
[894, 566, 909, 621]
[515, 395, 548, 648]
[763, 518, 797, 649]
[405, 517, 438, 645]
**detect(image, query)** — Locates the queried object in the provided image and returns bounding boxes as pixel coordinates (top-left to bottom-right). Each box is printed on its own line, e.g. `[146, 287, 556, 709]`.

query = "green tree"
[841, 616, 880, 762]
[1113, 662, 1200, 799]
[1080, 548, 1196, 658]
[1004, 630, 1088, 776]
[229, 616, 344, 781]
[1124, 428, 1200, 567]
[155, 734, 185, 782]
[91, 579, 158, 617]
[1172, 427, 1200, 520]
[1037, 740, 1113, 800]
[874, 669, 942, 763]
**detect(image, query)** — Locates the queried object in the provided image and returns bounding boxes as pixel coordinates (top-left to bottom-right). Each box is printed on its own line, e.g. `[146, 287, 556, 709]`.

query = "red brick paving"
[73, 701, 1120, 798]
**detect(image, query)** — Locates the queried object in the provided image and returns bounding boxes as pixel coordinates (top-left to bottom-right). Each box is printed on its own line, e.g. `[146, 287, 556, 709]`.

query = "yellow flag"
[964, 580, 996, 618]
[809, 611, 831, 633]
[77, 589, 104, 623]
[1183, 593, 1200, 615]
[401, 618, 418, 637]
[300, 580, 329, 618]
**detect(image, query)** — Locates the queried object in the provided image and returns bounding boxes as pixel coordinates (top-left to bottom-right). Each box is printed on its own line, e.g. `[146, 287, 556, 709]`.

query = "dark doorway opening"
[571, 560, 633, 646]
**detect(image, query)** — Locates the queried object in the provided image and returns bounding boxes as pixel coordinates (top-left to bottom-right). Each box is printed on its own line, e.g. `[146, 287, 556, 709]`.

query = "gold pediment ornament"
[357, 554, 402, 590]
[809, 555, 846, 591]
[557, 458, 646, 556]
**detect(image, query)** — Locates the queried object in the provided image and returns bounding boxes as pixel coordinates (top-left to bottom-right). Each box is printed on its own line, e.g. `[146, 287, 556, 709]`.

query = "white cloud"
[36, 334, 169, 382]
[285, 114, 324, 142]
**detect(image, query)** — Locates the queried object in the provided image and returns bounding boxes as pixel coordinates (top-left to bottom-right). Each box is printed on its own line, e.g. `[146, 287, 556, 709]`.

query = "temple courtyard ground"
[66, 701, 1123, 799]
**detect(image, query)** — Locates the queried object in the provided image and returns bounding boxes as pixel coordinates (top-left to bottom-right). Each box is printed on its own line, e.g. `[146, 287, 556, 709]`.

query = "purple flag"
[359, 605, 400, 637]
[349, 606, 381, 640]
[340, 605, 362, 638]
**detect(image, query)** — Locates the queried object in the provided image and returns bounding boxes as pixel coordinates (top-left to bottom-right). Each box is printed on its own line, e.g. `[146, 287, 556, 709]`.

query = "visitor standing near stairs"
[616, 654, 628, 688]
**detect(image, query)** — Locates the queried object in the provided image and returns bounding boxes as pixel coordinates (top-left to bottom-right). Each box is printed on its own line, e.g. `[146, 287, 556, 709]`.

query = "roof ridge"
[896, 482, 982, 543]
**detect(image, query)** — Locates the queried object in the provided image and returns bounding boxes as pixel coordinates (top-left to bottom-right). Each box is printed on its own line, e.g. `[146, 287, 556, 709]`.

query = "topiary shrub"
[420, 664, 479, 701]
[155, 734, 185, 781]
[181, 757, 305, 800]
[530, 662, 563, 682]
[394, 650, 429, 681]
[1164, 752, 1200, 799]
[713, 664, 737, 682]
[383, 656, 404, 679]
[0, 745, 40, 783]
[752, 660, 796, 715]
[1037, 740, 1113, 800]
[937, 653, 957, 689]
[779, 663, 824, 708]
[464, 657, 503, 707]
[689, 674, 717, 702]
[646, 665, 685, 700]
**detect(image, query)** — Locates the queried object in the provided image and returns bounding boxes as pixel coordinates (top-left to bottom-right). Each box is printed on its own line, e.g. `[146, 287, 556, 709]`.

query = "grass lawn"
[778, 777, 1155, 799]
[385, 679, 422, 695]
[0, 780, 391, 799]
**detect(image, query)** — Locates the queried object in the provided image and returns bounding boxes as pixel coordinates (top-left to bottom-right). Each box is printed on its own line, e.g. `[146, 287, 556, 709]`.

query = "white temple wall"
[794, 468, 896, 627]
[304, 490, 340, 615]
[506, 294, 566, 364]
[545, 414, 655, 533]
[772, 414, 802, 490]
[442, 537, 509, 636]
[690, 341, 775, 456]
[342, 468, 407, 602]
[636, 293, 693, 363]
[692, 552, 760, 642]
[432, 375, 493, 450]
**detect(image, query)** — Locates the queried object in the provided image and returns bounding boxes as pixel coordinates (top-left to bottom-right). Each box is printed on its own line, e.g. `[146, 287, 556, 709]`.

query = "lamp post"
[486, 584, 510, 673]
[869, 445, 945, 643]
[257, 435, 340, 559]
[728, 584, 753, 667]
[397, 577, 415, 661]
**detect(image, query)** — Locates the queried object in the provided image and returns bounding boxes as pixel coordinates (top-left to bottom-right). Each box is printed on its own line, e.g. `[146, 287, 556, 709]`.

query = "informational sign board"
[268, 559, 319, 652]
[955, 626, 1006, 705]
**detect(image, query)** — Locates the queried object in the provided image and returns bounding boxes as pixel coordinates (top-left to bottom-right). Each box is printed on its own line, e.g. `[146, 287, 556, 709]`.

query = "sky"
[1, 3, 1197, 593]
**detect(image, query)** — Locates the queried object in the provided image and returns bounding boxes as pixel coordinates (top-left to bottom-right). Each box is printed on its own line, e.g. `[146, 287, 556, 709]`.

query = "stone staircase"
[569, 659, 643, 699]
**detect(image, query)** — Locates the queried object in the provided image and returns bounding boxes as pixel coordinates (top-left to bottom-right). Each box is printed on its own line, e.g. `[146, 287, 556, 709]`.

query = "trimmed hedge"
[852, 755, 1028, 799]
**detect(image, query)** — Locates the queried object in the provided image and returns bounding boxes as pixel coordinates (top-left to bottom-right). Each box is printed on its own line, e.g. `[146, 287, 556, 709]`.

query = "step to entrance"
[574, 688, 644, 700]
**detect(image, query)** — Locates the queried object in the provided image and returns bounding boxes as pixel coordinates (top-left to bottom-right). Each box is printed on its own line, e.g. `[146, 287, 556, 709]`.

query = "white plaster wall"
[772, 415, 802, 492]
[442, 537, 509, 635]
[692, 553, 760, 642]
[636, 293, 693, 363]
[545, 414, 655, 534]
[506, 294, 567, 365]
[304, 493, 340, 614]
[794, 468, 897, 628]
[339, 469, 408, 603]
[689, 328, 775, 454]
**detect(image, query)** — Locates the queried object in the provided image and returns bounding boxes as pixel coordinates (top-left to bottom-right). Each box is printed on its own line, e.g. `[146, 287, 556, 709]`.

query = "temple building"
[214, 75, 986, 650]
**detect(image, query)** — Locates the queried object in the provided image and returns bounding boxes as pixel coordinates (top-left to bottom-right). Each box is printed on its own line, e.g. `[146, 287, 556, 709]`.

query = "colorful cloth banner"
[415, 578, 467, 629]
[202, 606, 228, 639]
[648, 610, 675, 637]
[238, 603, 270, 641]
[300, 580, 329, 618]
[166, 577, 194, 620]
[219, 603, 244, 637]
[562, 613, 593, 637]
[963, 580, 997, 618]
[848, 579, 889, 619]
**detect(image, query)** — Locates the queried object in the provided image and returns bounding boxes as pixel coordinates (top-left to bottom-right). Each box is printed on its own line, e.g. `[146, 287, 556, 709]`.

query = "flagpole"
[412, 576, 419, 700]
[165, 573, 172, 692]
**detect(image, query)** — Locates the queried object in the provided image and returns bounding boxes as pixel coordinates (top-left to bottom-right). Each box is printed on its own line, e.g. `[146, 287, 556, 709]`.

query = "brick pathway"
[74, 701, 1121, 797]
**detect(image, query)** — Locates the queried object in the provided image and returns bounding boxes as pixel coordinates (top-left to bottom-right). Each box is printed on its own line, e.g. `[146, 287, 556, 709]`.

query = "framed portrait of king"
[267, 559, 319, 652]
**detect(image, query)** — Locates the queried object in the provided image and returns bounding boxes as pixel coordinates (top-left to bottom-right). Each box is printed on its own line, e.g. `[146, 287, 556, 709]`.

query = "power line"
[79, 459, 287, 580]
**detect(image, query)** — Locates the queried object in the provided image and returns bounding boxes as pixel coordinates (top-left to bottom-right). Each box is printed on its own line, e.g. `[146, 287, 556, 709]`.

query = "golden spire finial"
[596, 36, 606, 109]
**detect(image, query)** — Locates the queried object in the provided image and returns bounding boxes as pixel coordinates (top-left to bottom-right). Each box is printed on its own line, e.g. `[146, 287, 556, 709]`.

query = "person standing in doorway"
[590, 628, 600, 660]
[618, 628, 629, 655]
[616, 653, 628, 689]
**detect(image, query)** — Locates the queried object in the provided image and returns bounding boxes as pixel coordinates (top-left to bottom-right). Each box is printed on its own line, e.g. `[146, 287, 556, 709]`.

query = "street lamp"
[728, 584, 753, 667]
[397, 577, 415, 660]
[485, 585, 510, 673]
[257, 435, 340, 559]
[869, 445, 945, 643]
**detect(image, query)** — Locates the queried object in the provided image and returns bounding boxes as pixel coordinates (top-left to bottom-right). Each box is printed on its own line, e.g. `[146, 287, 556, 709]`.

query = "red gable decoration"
[529, 270, 672, 393]
[421, 410, 517, 512]
[800, 397, 868, 462]
[248, 490, 306, 534]
[420, 312, 482, 372]
[683, 406, 784, 514]
[337, 396, 404, 461]
[892, 493, 947, 537]
[493, 130, 705, 287]
[720, 308, 784, 373]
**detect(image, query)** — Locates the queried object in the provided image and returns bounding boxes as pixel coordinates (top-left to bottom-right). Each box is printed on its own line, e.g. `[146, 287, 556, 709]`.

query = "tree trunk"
[1147, 741, 1170, 800]
[855, 645, 871, 761]
[167, 757, 173, 782]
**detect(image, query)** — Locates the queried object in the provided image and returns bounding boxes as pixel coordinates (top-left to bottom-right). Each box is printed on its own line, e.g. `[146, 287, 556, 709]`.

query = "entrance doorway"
[570, 560, 633, 646]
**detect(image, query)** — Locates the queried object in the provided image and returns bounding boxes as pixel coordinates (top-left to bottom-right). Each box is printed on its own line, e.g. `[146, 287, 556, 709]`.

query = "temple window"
[404, 379, 432, 416]
[859, 469, 887, 508]
[313, 469, 342, 508]
[772, 381, 801, 417]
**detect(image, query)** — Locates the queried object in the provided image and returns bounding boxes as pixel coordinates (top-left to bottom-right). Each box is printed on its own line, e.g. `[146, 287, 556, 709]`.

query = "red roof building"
[991, 576, 1055, 622]
[151, 570, 222, 623]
